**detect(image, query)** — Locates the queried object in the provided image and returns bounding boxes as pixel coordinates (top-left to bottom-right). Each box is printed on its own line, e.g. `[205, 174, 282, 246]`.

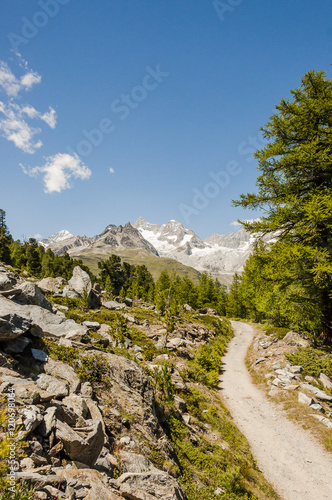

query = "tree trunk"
[320, 288, 332, 344]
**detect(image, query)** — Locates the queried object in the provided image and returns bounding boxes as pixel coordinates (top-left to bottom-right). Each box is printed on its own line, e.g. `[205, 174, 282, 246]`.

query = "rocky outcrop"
[15, 282, 53, 311]
[116, 471, 187, 500]
[0, 294, 87, 341]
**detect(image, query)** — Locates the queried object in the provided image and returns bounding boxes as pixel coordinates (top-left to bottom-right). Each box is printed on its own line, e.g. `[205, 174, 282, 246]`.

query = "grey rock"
[62, 287, 80, 299]
[62, 394, 89, 419]
[55, 419, 104, 466]
[255, 357, 267, 365]
[88, 288, 101, 309]
[310, 414, 332, 429]
[123, 313, 137, 324]
[39, 407, 57, 437]
[83, 321, 100, 330]
[44, 358, 81, 393]
[15, 282, 52, 311]
[0, 299, 32, 340]
[36, 374, 69, 399]
[37, 277, 67, 295]
[4, 336, 31, 353]
[102, 300, 126, 311]
[301, 383, 332, 401]
[283, 331, 313, 348]
[68, 266, 92, 296]
[119, 451, 157, 474]
[0, 270, 18, 291]
[298, 392, 315, 406]
[58, 468, 121, 500]
[22, 405, 43, 433]
[183, 304, 193, 312]
[289, 365, 303, 374]
[116, 471, 187, 500]
[309, 403, 324, 413]
[31, 348, 48, 362]
[124, 297, 133, 307]
[174, 395, 187, 413]
[0, 294, 87, 341]
[319, 372, 332, 390]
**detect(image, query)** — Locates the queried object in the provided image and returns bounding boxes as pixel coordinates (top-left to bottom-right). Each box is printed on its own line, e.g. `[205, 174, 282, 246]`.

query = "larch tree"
[233, 70, 332, 342]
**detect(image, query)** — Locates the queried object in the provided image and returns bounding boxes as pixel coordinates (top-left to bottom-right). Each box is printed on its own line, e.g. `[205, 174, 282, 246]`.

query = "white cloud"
[0, 58, 55, 153]
[0, 101, 42, 153]
[0, 61, 21, 97]
[109, 167, 115, 174]
[34, 233, 42, 239]
[231, 218, 261, 227]
[0, 61, 41, 97]
[20, 72, 41, 90]
[21, 153, 92, 193]
[0, 101, 56, 153]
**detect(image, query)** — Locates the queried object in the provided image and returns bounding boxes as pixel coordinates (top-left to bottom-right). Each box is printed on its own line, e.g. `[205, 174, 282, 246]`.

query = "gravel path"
[219, 320, 332, 500]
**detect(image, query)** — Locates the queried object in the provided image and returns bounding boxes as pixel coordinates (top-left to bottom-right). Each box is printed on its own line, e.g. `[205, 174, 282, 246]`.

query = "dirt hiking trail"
[219, 321, 332, 500]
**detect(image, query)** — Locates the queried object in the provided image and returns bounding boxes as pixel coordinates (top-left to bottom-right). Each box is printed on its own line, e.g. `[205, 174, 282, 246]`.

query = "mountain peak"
[40, 229, 74, 247]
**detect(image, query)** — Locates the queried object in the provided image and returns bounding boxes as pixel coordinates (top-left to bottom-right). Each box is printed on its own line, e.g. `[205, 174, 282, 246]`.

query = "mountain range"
[40, 218, 266, 284]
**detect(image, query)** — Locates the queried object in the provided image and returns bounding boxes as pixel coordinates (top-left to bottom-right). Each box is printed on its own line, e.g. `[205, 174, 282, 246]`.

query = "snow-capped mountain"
[132, 217, 206, 257]
[41, 223, 158, 256]
[132, 218, 259, 280]
[40, 218, 275, 284]
[40, 229, 74, 248]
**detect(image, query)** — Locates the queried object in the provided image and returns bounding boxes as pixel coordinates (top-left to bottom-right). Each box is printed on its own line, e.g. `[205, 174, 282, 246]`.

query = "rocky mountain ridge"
[40, 218, 271, 283]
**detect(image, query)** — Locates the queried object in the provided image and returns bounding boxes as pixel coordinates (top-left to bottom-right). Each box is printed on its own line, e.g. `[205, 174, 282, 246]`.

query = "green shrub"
[286, 348, 332, 377]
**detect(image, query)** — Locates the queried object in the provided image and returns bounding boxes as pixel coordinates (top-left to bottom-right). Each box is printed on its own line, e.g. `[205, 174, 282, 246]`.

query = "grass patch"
[182, 320, 233, 389]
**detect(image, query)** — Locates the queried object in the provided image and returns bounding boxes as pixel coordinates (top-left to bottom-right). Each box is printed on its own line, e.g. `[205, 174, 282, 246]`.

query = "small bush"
[286, 348, 332, 378]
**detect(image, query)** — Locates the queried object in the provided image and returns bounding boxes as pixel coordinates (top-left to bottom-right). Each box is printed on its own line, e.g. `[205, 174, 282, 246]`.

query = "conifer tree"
[0, 209, 12, 264]
[234, 70, 332, 341]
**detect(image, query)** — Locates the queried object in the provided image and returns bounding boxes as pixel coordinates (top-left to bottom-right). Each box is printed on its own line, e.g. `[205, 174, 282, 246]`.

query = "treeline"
[98, 255, 227, 314]
[0, 210, 92, 280]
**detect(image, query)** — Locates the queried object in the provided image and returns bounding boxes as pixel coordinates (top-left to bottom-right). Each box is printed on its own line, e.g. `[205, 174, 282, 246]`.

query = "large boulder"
[103, 300, 126, 311]
[96, 352, 178, 467]
[55, 419, 104, 466]
[88, 287, 102, 309]
[0, 267, 19, 291]
[43, 358, 81, 393]
[283, 331, 313, 348]
[68, 266, 92, 296]
[0, 311, 31, 341]
[37, 277, 67, 295]
[15, 282, 52, 311]
[0, 295, 87, 341]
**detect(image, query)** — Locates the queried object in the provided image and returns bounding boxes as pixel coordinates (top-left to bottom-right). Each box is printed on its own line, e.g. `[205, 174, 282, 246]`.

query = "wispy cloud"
[0, 58, 56, 153]
[231, 218, 261, 227]
[0, 61, 40, 97]
[21, 153, 92, 193]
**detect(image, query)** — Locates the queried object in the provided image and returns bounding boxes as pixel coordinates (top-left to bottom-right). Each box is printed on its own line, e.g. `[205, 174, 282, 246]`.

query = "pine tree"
[234, 70, 332, 341]
[0, 209, 12, 264]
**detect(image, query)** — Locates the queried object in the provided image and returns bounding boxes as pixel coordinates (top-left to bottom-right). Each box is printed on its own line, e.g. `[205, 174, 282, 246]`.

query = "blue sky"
[0, 0, 331, 241]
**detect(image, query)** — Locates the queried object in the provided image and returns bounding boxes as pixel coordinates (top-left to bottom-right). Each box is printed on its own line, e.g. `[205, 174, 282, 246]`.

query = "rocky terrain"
[0, 263, 277, 500]
[40, 218, 276, 284]
[247, 327, 332, 434]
